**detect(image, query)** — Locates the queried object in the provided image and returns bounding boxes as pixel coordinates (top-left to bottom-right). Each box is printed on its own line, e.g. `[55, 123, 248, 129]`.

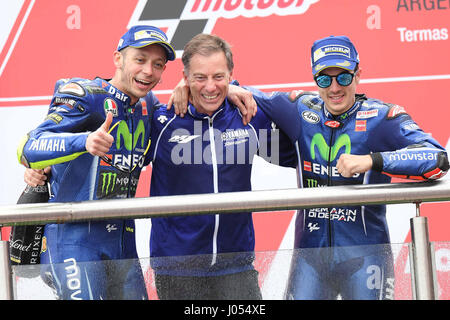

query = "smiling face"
[111, 44, 167, 104]
[184, 51, 232, 116]
[317, 67, 361, 116]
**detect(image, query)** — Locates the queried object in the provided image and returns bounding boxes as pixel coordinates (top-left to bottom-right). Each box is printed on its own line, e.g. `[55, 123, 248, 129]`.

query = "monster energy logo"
[100, 172, 117, 195]
[116, 120, 145, 151]
[306, 178, 328, 188]
[310, 133, 351, 161]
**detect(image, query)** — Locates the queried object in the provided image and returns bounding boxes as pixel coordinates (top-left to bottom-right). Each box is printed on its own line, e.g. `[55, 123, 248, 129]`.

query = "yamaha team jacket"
[247, 88, 449, 261]
[17, 78, 155, 254]
[148, 99, 292, 276]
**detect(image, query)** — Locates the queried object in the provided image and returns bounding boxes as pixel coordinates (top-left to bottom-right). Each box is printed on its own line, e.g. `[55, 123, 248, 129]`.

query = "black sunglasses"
[314, 71, 355, 88]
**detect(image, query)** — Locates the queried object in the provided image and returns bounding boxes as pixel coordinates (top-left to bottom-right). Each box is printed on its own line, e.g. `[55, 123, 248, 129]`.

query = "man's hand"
[24, 166, 51, 187]
[167, 78, 190, 118]
[227, 84, 257, 125]
[336, 154, 373, 178]
[167, 80, 257, 125]
[85, 112, 114, 157]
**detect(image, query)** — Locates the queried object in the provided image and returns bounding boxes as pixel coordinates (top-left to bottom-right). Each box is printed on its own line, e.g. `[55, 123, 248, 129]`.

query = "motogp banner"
[1, 0, 449, 299]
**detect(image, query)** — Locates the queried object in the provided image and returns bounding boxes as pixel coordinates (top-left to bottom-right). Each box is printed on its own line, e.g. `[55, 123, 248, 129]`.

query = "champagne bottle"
[9, 184, 49, 277]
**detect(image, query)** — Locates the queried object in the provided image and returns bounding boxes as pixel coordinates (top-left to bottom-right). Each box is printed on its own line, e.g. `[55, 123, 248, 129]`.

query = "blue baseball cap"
[117, 25, 176, 61]
[311, 35, 359, 75]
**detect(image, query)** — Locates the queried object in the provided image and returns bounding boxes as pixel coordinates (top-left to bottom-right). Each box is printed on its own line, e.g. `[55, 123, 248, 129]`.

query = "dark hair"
[182, 34, 234, 74]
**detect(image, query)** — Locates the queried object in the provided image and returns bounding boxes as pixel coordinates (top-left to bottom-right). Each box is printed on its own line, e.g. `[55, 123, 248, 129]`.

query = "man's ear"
[355, 67, 362, 85]
[113, 50, 123, 69]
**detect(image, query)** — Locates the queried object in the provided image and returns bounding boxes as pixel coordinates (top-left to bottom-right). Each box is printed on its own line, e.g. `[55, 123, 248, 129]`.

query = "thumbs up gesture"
[85, 112, 114, 157]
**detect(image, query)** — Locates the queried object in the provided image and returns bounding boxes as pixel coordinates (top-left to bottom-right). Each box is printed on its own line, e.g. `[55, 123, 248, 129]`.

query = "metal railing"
[1, 179, 450, 300]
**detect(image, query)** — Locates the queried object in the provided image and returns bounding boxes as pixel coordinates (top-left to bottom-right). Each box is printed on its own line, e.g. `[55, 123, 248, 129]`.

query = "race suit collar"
[323, 94, 365, 121]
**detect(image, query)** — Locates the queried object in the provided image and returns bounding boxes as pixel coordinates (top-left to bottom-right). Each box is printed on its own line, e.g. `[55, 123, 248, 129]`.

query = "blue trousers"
[285, 247, 395, 300]
[40, 220, 148, 300]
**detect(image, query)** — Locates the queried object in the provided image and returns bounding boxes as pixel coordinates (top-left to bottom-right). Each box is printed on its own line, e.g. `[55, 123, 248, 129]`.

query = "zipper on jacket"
[327, 128, 335, 248]
[123, 106, 134, 256]
[208, 117, 220, 266]
[127, 107, 134, 198]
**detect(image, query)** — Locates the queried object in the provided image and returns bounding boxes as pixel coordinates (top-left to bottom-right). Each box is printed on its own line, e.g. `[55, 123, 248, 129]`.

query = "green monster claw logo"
[101, 172, 117, 195]
[115, 120, 145, 150]
[310, 133, 351, 161]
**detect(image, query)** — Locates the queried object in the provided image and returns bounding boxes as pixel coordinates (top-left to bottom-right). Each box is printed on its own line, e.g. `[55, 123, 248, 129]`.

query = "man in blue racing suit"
[239, 35, 449, 299]
[16, 26, 175, 300]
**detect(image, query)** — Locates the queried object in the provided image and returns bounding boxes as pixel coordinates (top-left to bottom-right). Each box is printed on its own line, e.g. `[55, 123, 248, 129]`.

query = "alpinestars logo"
[129, 0, 319, 55]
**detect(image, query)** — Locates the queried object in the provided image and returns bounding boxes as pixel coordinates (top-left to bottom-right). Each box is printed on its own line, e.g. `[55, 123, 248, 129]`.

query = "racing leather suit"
[246, 87, 449, 299]
[148, 99, 290, 280]
[17, 77, 155, 300]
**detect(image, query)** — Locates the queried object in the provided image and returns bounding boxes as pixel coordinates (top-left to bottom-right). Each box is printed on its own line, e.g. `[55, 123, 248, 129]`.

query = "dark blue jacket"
[148, 99, 291, 276]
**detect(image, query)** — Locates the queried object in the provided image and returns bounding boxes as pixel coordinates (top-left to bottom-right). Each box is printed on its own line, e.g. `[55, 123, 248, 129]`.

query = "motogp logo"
[129, 0, 319, 54]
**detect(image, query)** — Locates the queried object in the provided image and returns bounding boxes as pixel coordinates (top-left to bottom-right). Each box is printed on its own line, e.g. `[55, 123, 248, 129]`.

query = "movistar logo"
[115, 120, 145, 151]
[310, 133, 351, 161]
